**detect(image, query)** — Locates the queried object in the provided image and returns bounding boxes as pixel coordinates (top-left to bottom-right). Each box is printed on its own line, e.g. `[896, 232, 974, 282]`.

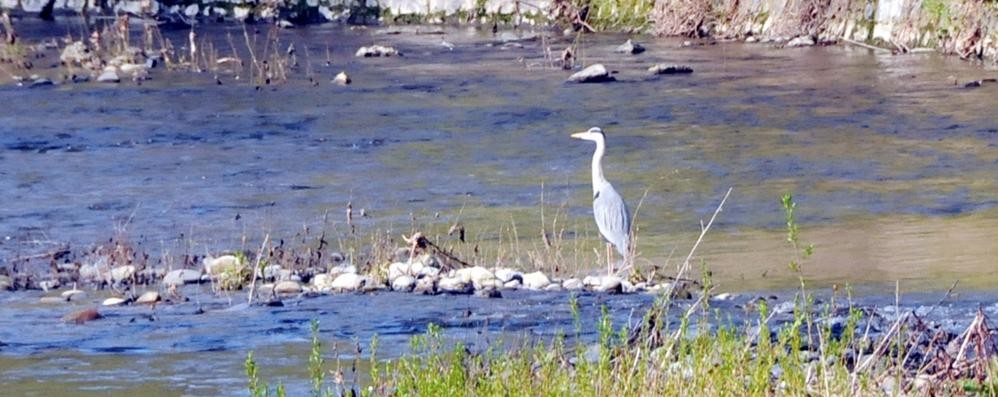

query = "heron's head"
[570, 127, 604, 142]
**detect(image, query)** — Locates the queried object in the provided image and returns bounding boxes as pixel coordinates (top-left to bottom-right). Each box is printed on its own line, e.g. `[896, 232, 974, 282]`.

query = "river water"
[0, 22, 996, 395]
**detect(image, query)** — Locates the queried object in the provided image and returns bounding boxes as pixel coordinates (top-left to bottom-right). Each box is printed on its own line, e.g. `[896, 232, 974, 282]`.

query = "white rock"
[61, 289, 85, 299]
[455, 266, 495, 289]
[183, 3, 199, 17]
[582, 275, 602, 287]
[312, 273, 333, 290]
[567, 64, 614, 83]
[622, 280, 637, 294]
[712, 292, 738, 301]
[274, 280, 302, 295]
[413, 277, 436, 295]
[503, 280, 521, 290]
[417, 266, 440, 278]
[391, 275, 416, 292]
[60, 41, 89, 65]
[522, 271, 551, 290]
[648, 64, 693, 75]
[595, 276, 623, 293]
[330, 273, 368, 291]
[102, 297, 127, 306]
[614, 39, 645, 54]
[787, 35, 815, 47]
[203, 255, 243, 276]
[438, 277, 472, 294]
[327, 263, 356, 277]
[332, 71, 351, 85]
[387, 262, 411, 282]
[136, 291, 160, 304]
[493, 268, 522, 283]
[544, 283, 563, 292]
[79, 261, 108, 281]
[355, 45, 400, 57]
[110, 265, 135, 283]
[163, 269, 202, 286]
[97, 69, 120, 83]
[562, 278, 584, 290]
[233, 6, 251, 21]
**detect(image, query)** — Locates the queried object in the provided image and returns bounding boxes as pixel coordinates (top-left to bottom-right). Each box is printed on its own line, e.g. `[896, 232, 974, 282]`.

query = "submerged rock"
[614, 39, 646, 55]
[40, 296, 67, 304]
[648, 64, 693, 75]
[567, 64, 615, 83]
[355, 45, 400, 57]
[30, 78, 54, 88]
[0, 275, 11, 290]
[62, 308, 101, 324]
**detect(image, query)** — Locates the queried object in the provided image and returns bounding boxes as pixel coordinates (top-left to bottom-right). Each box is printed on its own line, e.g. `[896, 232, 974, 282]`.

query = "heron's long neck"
[590, 138, 607, 193]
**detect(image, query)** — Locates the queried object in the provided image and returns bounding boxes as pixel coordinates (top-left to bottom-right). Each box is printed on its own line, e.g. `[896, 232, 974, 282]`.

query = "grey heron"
[571, 127, 631, 275]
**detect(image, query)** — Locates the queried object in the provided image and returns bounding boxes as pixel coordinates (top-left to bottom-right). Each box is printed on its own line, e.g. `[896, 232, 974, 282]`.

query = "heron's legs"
[606, 243, 613, 275]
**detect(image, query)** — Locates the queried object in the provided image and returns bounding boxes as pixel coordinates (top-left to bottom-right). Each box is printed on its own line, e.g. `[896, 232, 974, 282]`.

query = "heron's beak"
[570, 132, 588, 139]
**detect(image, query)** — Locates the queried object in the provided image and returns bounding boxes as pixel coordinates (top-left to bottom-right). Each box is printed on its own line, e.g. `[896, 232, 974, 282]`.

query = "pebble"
[62, 308, 101, 324]
[522, 271, 551, 290]
[163, 269, 202, 287]
[566, 64, 615, 84]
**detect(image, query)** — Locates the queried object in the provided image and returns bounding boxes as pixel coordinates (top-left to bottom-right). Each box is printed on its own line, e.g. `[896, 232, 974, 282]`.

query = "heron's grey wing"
[593, 184, 631, 256]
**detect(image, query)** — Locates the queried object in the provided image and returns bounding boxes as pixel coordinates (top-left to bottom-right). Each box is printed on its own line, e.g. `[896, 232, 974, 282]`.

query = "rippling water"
[0, 22, 996, 395]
